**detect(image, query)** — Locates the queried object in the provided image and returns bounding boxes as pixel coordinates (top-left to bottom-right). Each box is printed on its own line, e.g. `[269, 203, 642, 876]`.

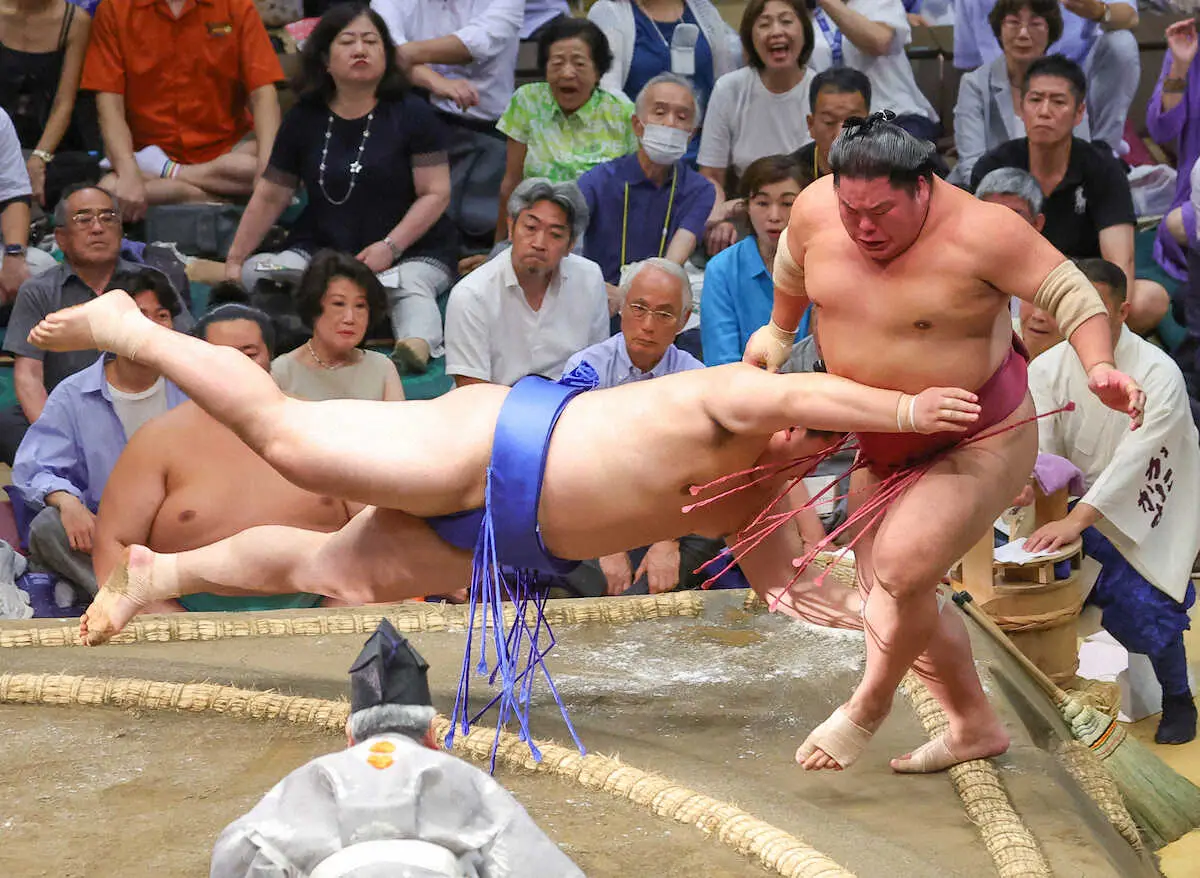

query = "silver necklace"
[318, 110, 373, 206]
[306, 339, 352, 370]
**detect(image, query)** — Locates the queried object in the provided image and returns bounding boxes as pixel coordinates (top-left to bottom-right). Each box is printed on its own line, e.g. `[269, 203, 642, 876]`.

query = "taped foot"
[795, 706, 876, 770]
[890, 736, 959, 773]
[890, 728, 1010, 773]
[78, 545, 164, 646]
[28, 290, 151, 359]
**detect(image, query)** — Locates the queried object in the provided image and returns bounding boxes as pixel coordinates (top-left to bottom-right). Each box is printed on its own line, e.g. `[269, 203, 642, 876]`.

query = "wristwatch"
[30, 149, 53, 164]
[3, 244, 26, 259]
[383, 235, 403, 263]
[1096, 2, 1111, 24]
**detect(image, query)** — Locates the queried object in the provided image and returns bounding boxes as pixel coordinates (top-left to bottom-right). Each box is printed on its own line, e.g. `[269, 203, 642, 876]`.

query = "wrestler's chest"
[805, 246, 987, 330]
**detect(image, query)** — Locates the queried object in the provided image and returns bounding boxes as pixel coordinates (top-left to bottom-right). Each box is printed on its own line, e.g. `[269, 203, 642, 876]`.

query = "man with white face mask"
[576, 73, 716, 312]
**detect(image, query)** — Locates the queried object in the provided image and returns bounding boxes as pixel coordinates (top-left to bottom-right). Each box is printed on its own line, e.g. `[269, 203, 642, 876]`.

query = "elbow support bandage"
[773, 228, 805, 293]
[1033, 260, 1108, 340]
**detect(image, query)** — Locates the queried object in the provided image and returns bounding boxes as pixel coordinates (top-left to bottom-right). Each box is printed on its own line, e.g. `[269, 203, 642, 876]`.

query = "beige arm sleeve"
[773, 227, 805, 293]
[1033, 260, 1108, 340]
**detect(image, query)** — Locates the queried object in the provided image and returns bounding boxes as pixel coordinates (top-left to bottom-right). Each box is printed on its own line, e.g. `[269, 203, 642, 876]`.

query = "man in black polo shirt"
[971, 55, 1169, 336]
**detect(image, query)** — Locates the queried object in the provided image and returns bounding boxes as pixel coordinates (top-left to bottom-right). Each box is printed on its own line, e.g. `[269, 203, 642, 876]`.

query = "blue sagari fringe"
[445, 366, 599, 770]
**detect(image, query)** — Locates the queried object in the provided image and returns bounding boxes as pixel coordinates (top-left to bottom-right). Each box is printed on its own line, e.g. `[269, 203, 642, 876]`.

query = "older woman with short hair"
[950, 0, 1089, 185]
[271, 250, 405, 402]
[224, 4, 456, 375]
[494, 17, 638, 243]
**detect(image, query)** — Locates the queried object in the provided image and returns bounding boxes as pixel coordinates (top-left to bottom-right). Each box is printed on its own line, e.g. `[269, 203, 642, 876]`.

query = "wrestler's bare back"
[794, 176, 1058, 392]
[425, 364, 807, 562]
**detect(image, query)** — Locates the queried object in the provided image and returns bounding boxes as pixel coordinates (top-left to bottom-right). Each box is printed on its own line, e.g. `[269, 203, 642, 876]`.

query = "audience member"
[12, 272, 185, 604]
[588, 0, 741, 162]
[576, 73, 716, 303]
[701, 155, 811, 366]
[369, 0, 523, 244]
[971, 55, 1169, 335]
[808, 0, 939, 140]
[562, 258, 725, 597]
[445, 178, 607, 387]
[212, 620, 584, 876]
[522, 0, 570, 40]
[226, 5, 455, 375]
[789, 67, 871, 181]
[950, 0, 1089, 185]
[0, 0, 94, 207]
[81, 0, 283, 220]
[0, 184, 191, 464]
[1026, 258, 1199, 745]
[1148, 18, 1200, 285]
[698, 0, 815, 253]
[93, 302, 359, 615]
[495, 17, 638, 243]
[1, 108, 56, 303]
[271, 251, 404, 401]
[953, 0, 1139, 153]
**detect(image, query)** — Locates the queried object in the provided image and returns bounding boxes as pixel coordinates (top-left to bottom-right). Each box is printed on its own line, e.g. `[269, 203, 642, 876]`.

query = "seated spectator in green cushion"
[494, 16, 638, 243]
[92, 304, 363, 615]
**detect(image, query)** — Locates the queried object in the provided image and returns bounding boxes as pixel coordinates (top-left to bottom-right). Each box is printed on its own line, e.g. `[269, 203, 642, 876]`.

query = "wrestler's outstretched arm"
[27, 291, 498, 512]
[704, 363, 981, 438]
[975, 202, 1145, 427]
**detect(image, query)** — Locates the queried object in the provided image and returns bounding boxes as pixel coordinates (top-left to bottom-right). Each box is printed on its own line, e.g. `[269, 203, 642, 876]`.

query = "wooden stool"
[950, 484, 1085, 686]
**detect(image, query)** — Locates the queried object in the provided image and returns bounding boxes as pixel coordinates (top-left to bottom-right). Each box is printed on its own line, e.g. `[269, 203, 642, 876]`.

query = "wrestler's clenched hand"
[743, 321, 795, 372]
[911, 387, 981, 434]
[1087, 365, 1145, 430]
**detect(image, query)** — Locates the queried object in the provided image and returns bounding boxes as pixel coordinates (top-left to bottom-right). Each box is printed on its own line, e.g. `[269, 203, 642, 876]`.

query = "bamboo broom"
[953, 590, 1200, 849]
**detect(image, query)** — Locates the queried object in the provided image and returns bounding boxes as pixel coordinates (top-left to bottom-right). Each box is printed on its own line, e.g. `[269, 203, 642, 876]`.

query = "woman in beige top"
[271, 251, 405, 402]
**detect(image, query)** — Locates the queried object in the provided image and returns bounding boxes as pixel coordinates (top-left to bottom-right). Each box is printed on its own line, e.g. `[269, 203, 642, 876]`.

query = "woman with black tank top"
[0, 0, 95, 204]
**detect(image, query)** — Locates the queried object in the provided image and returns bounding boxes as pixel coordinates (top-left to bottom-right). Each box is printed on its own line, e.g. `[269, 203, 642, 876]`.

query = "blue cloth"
[11, 356, 187, 512]
[426, 365, 598, 570]
[447, 364, 600, 767]
[576, 153, 716, 284]
[562, 333, 702, 388]
[1081, 525, 1196, 658]
[700, 237, 811, 366]
[625, 2, 713, 164]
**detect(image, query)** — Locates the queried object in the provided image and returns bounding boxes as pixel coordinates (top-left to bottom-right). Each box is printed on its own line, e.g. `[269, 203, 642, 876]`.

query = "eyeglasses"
[68, 210, 120, 228]
[626, 301, 678, 324]
[1001, 17, 1049, 34]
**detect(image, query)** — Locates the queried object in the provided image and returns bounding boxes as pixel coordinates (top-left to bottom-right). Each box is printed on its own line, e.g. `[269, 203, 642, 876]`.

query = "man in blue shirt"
[12, 270, 186, 603]
[953, 0, 1139, 153]
[576, 73, 716, 311]
[561, 258, 722, 597]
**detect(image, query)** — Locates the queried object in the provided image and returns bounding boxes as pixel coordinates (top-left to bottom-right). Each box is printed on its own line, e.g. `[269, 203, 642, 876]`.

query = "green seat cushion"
[177, 592, 323, 612]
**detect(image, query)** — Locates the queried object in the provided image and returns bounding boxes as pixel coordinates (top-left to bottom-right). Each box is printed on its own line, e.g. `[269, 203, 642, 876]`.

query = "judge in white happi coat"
[210, 619, 584, 878]
[1023, 258, 1199, 745]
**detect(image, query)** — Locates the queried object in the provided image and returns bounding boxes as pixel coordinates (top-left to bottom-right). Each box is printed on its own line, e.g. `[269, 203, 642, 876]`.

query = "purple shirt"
[11, 356, 187, 512]
[1147, 52, 1200, 280]
[576, 152, 716, 285]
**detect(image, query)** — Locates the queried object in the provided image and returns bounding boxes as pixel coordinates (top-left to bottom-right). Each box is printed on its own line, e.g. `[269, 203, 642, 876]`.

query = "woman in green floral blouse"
[494, 17, 640, 243]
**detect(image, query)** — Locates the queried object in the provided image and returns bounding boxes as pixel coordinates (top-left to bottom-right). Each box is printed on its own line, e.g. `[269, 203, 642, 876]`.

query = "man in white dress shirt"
[1025, 258, 1199, 745]
[445, 178, 609, 387]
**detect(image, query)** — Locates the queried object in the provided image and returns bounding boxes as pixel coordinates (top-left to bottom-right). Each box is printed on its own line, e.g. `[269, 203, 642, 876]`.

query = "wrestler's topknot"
[828, 111, 938, 192]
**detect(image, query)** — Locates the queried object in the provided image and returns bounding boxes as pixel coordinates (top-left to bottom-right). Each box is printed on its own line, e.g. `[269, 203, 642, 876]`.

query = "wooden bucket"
[982, 547, 1085, 687]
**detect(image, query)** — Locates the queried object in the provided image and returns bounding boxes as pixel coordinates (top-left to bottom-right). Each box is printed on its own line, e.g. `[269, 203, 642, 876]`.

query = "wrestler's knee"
[869, 543, 936, 602]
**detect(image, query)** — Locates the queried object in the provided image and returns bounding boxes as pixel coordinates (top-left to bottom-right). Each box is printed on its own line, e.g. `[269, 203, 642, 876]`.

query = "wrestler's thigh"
[864, 400, 1038, 593]
[268, 384, 505, 514]
[297, 506, 473, 602]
